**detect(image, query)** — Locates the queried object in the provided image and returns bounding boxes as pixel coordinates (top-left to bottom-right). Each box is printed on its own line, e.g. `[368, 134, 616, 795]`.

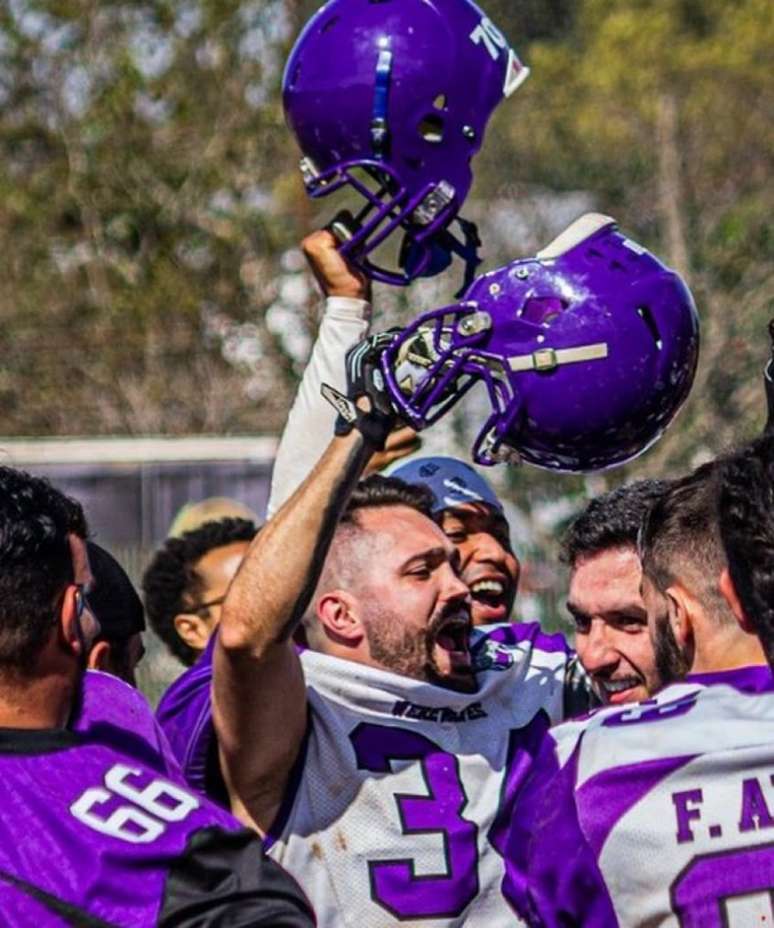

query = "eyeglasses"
[54, 583, 93, 624]
[73, 585, 93, 622]
[188, 594, 227, 615]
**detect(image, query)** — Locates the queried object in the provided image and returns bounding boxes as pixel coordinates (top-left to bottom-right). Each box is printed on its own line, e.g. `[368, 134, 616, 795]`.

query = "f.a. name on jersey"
[505, 667, 774, 928]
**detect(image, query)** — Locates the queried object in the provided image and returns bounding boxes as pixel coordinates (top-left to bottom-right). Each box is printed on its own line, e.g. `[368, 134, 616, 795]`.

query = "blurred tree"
[0, 1, 771, 616]
[0, 0, 316, 434]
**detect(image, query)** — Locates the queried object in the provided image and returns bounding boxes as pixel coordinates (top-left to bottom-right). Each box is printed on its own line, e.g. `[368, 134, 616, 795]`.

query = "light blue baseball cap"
[390, 456, 504, 516]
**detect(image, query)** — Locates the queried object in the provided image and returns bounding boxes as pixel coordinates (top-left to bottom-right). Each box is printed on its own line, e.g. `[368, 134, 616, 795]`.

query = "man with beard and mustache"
[208, 346, 583, 927]
[0, 466, 316, 927]
[501, 458, 774, 927]
[390, 456, 521, 626]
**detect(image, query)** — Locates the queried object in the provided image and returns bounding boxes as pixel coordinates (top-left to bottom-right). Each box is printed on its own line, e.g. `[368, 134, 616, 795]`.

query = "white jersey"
[504, 666, 774, 928]
[265, 623, 573, 927]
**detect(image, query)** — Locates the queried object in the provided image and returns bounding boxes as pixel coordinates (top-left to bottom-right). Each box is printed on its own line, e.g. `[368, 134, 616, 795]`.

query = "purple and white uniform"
[159, 622, 582, 927]
[504, 665, 774, 928]
[0, 670, 314, 927]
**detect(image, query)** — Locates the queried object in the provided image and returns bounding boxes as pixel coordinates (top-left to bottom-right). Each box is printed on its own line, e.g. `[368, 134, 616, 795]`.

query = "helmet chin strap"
[400, 217, 483, 294]
[444, 217, 483, 298]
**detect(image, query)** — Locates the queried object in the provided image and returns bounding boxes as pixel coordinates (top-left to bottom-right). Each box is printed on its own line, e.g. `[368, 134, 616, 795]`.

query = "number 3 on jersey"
[351, 723, 479, 920]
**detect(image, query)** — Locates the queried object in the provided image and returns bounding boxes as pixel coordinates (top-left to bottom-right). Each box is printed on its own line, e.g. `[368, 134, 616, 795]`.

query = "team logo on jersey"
[471, 637, 514, 673]
[391, 699, 487, 723]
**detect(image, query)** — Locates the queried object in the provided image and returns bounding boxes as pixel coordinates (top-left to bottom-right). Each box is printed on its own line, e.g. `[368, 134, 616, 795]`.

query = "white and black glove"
[321, 330, 401, 450]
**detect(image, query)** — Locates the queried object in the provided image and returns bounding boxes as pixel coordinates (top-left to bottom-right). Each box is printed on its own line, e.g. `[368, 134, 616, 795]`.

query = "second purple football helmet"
[282, 0, 528, 287]
[382, 214, 700, 470]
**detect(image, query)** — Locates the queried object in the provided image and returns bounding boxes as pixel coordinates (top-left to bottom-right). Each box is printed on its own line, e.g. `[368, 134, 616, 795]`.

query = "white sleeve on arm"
[266, 296, 372, 518]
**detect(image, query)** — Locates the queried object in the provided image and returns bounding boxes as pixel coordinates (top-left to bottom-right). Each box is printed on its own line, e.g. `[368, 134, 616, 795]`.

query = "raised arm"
[267, 231, 419, 516]
[213, 323, 403, 830]
[266, 231, 372, 518]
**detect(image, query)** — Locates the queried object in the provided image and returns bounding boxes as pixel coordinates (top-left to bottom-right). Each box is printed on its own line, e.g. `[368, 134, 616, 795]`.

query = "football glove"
[321, 329, 401, 449]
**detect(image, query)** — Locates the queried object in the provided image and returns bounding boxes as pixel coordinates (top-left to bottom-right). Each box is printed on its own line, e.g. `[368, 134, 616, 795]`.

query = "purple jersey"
[504, 665, 774, 927]
[0, 671, 314, 927]
[156, 636, 221, 799]
[73, 670, 182, 778]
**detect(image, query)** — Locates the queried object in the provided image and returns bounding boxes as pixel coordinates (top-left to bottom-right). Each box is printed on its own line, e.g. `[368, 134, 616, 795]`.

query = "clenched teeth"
[601, 678, 640, 694]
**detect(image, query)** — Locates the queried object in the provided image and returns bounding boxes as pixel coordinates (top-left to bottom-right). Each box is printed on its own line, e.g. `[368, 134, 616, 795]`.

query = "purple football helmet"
[382, 214, 700, 471]
[282, 0, 528, 287]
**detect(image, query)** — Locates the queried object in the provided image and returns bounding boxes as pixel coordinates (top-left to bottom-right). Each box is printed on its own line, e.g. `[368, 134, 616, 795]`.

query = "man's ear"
[665, 584, 694, 648]
[719, 568, 755, 632]
[316, 590, 364, 645]
[59, 586, 88, 657]
[173, 614, 213, 652]
[87, 639, 112, 673]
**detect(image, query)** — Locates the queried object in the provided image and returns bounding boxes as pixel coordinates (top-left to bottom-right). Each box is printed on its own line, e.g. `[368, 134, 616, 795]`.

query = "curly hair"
[142, 517, 257, 666]
[561, 479, 671, 567]
[0, 466, 88, 674]
[719, 436, 774, 667]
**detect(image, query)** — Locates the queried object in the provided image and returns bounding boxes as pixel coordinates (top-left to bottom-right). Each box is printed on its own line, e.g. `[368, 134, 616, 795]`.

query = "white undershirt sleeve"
[265, 296, 372, 519]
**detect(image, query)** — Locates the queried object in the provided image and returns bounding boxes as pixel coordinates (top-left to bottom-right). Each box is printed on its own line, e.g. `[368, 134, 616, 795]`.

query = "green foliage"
[0, 0, 312, 434]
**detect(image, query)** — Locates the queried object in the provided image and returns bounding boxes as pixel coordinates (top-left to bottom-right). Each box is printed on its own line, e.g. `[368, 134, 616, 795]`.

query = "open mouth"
[434, 617, 471, 655]
[468, 577, 510, 622]
[427, 609, 476, 692]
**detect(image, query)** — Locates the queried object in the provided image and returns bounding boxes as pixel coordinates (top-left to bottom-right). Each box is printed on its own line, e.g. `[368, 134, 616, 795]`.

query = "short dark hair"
[341, 474, 435, 525]
[719, 436, 774, 667]
[639, 461, 730, 620]
[142, 517, 257, 666]
[561, 479, 671, 567]
[0, 466, 88, 674]
[302, 475, 438, 641]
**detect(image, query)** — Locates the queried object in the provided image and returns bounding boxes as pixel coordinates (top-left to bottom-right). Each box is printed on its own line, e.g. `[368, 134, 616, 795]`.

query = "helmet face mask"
[301, 158, 459, 282]
[283, 0, 528, 286]
[382, 214, 700, 471]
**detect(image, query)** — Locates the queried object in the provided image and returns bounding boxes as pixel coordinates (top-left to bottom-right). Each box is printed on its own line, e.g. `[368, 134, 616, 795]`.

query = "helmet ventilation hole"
[419, 114, 444, 143]
[520, 297, 566, 325]
[637, 306, 663, 350]
[320, 16, 339, 33]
